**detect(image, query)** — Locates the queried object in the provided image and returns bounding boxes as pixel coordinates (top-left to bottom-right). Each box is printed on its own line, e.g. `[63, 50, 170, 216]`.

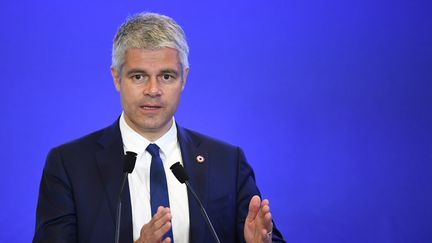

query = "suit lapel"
[95, 120, 133, 242]
[177, 125, 209, 243]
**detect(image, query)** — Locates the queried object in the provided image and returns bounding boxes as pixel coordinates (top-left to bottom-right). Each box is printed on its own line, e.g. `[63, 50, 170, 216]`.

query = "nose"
[144, 77, 161, 97]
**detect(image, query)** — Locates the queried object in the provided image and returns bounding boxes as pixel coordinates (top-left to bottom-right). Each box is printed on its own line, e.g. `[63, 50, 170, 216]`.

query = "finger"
[142, 207, 171, 236]
[259, 199, 270, 217]
[262, 200, 273, 231]
[246, 195, 261, 222]
[264, 212, 273, 232]
[152, 208, 172, 230]
[161, 236, 172, 243]
[153, 206, 170, 220]
[153, 207, 172, 238]
[148, 206, 166, 228]
[260, 203, 270, 216]
[138, 207, 172, 243]
[154, 220, 172, 239]
[261, 228, 272, 242]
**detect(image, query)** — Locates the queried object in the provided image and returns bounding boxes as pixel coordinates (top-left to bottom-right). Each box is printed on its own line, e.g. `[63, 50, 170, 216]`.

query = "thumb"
[246, 195, 261, 222]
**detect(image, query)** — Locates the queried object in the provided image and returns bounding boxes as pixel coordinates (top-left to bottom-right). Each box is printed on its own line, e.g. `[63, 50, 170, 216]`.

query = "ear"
[181, 68, 189, 91]
[111, 67, 121, 92]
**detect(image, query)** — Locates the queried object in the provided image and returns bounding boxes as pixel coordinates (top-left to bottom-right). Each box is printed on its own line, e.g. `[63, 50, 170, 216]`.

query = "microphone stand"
[185, 181, 221, 243]
[115, 173, 129, 243]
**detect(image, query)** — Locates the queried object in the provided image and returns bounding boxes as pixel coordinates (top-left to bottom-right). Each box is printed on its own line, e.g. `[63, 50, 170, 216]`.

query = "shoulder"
[179, 126, 239, 150]
[53, 128, 104, 153]
[177, 126, 248, 163]
[48, 120, 119, 161]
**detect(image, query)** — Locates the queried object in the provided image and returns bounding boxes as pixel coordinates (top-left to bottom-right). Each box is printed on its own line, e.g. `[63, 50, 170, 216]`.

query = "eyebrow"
[160, 69, 180, 76]
[125, 69, 147, 76]
[125, 68, 180, 76]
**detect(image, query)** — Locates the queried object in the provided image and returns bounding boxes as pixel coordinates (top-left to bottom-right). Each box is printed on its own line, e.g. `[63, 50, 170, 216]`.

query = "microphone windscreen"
[170, 162, 189, 183]
[123, 151, 137, 173]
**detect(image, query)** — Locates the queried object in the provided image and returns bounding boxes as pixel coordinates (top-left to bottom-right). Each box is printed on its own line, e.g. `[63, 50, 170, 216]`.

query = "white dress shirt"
[119, 114, 190, 242]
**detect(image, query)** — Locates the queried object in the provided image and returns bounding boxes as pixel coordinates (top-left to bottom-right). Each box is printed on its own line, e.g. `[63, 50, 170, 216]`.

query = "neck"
[124, 117, 173, 142]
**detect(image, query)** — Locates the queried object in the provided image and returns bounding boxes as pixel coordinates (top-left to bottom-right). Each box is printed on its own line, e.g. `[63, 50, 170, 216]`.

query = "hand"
[135, 206, 172, 243]
[244, 195, 273, 243]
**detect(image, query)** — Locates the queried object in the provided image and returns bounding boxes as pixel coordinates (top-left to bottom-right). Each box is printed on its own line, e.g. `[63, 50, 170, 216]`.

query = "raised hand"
[135, 206, 172, 243]
[244, 195, 273, 243]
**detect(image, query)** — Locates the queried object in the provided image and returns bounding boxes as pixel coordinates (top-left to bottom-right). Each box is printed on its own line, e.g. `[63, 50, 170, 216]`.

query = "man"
[34, 12, 285, 243]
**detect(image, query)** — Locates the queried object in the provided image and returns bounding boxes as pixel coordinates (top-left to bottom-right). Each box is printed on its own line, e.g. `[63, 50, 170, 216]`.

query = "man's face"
[111, 47, 188, 140]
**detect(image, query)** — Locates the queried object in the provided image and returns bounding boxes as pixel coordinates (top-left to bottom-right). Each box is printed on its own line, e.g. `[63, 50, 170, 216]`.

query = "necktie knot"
[146, 143, 160, 157]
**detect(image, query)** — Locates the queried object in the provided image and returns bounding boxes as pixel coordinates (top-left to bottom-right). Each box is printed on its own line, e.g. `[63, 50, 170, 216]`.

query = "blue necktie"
[147, 143, 174, 242]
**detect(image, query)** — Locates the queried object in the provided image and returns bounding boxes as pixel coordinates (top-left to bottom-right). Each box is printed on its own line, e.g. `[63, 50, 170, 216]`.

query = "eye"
[129, 73, 147, 84]
[160, 73, 177, 83]
[163, 74, 173, 80]
[132, 74, 143, 80]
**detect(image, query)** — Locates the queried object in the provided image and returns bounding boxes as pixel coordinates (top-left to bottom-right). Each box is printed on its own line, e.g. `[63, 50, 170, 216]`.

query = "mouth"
[140, 105, 162, 110]
[139, 104, 163, 113]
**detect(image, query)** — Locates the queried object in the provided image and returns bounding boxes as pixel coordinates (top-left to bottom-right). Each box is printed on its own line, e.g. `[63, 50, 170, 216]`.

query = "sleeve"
[33, 147, 78, 243]
[235, 147, 286, 243]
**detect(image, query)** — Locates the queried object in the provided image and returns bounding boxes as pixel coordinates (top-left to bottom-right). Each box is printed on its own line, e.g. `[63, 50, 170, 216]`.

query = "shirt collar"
[119, 113, 178, 159]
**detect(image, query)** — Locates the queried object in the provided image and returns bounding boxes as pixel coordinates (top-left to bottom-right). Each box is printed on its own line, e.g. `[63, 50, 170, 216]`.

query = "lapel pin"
[196, 155, 205, 163]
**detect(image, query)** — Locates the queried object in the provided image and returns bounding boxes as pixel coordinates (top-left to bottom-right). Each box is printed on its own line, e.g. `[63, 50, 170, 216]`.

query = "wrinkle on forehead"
[122, 48, 183, 75]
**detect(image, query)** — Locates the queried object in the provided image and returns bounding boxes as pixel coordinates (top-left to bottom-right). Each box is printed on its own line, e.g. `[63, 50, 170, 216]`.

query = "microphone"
[115, 151, 137, 243]
[170, 162, 221, 243]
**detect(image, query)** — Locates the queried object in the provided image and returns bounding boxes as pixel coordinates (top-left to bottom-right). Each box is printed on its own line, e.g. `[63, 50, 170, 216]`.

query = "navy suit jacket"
[34, 120, 285, 242]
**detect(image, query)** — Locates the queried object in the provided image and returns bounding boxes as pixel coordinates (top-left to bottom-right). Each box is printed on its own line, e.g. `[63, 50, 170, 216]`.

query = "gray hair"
[111, 12, 189, 73]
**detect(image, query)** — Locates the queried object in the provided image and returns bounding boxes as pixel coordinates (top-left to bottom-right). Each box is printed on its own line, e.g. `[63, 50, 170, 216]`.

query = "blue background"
[1, 0, 431, 242]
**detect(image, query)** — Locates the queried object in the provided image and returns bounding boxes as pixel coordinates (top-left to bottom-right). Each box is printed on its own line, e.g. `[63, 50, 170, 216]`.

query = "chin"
[140, 121, 169, 131]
